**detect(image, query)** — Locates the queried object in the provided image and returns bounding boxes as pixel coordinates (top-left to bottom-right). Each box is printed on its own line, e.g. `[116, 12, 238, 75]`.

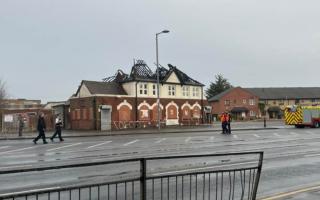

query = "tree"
[206, 74, 232, 99]
[0, 79, 7, 100]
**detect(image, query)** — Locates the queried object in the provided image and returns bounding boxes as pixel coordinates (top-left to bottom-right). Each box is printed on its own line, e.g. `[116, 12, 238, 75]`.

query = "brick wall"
[69, 96, 209, 130]
[210, 87, 260, 120]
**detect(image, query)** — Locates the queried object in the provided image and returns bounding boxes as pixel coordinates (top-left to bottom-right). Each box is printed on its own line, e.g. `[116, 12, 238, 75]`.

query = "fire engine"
[284, 105, 320, 128]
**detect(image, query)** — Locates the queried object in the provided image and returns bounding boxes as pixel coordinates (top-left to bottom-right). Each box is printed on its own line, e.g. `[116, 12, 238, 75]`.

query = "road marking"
[260, 185, 320, 200]
[123, 140, 139, 146]
[253, 134, 260, 138]
[47, 143, 82, 152]
[0, 146, 36, 155]
[233, 135, 238, 139]
[0, 146, 10, 150]
[86, 141, 112, 149]
[0, 186, 61, 196]
[273, 133, 281, 137]
[306, 131, 315, 135]
[0, 164, 33, 170]
[152, 161, 257, 176]
[185, 137, 192, 143]
[290, 132, 298, 136]
[155, 138, 167, 144]
[304, 153, 320, 158]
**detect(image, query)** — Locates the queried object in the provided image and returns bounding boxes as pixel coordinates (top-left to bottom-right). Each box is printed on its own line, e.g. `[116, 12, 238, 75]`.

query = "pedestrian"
[220, 112, 227, 134]
[33, 112, 48, 144]
[18, 114, 24, 137]
[50, 114, 64, 142]
[226, 112, 232, 134]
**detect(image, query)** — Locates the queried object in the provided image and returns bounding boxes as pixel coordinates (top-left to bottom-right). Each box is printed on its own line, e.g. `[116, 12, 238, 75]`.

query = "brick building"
[70, 60, 208, 130]
[209, 87, 260, 120]
[209, 87, 320, 120]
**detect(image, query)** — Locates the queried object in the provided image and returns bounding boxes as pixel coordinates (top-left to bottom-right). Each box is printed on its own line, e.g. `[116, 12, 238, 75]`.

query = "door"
[101, 107, 112, 131]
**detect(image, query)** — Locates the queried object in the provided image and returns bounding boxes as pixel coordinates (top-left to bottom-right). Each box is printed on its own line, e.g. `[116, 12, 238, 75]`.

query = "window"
[224, 100, 230, 106]
[192, 87, 200, 97]
[243, 99, 247, 104]
[250, 110, 255, 117]
[139, 83, 148, 95]
[249, 99, 255, 105]
[152, 84, 157, 96]
[168, 85, 176, 96]
[233, 99, 237, 104]
[76, 109, 81, 120]
[182, 86, 190, 97]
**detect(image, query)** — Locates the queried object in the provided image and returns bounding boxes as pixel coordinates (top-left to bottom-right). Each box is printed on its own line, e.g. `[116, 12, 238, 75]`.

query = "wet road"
[1, 127, 320, 199]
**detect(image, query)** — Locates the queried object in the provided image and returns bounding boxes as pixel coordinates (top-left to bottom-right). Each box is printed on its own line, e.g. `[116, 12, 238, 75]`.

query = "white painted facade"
[77, 84, 91, 98]
[121, 72, 204, 100]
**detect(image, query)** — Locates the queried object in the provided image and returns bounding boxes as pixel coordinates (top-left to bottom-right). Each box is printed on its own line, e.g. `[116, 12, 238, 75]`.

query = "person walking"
[18, 114, 24, 137]
[226, 112, 232, 134]
[33, 112, 48, 144]
[50, 114, 64, 142]
[220, 112, 227, 134]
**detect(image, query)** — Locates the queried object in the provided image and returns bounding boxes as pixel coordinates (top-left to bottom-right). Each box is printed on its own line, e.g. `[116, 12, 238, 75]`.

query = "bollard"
[264, 117, 266, 128]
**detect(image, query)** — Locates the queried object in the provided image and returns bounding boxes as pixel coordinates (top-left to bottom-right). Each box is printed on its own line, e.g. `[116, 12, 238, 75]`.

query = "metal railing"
[0, 152, 263, 200]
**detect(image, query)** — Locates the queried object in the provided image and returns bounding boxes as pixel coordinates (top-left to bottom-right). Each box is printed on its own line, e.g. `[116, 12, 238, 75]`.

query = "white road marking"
[0, 146, 36, 155]
[273, 133, 281, 137]
[306, 131, 315, 135]
[185, 137, 192, 143]
[233, 135, 238, 139]
[0, 146, 10, 150]
[304, 153, 320, 158]
[86, 141, 112, 149]
[47, 143, 82, 152]
[253, 134, 260, 138]
[152, 161, 257, 176]
[0, 164, 33, 170]
[155, 138, 167, 144]
[290, 132, 298, 136]
[0, 187, 61, 196]
[123, 140, 139, 146]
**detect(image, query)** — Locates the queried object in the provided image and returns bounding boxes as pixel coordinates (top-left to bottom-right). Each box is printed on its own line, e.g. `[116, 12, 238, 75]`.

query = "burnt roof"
[81, 80, 127, 95]
[103, 60, 203, 86]
[102, 70, 129, 83]
[164, 64, 204, 86]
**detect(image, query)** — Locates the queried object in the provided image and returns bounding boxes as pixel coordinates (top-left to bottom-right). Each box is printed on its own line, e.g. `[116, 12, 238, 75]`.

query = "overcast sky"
[1, 0, 320, 103]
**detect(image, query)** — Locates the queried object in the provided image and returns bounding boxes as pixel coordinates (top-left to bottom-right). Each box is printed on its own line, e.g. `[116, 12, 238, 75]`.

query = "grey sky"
[1, 0, 320, 103]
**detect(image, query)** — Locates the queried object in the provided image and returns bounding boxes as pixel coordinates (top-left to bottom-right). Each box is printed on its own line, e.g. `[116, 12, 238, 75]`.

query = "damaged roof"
[102, 60, 204, 86]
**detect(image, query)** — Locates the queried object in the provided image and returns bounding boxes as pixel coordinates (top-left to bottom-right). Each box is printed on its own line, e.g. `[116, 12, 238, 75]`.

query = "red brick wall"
[210, 87, 260, 119]
[69, 96, 209, 130]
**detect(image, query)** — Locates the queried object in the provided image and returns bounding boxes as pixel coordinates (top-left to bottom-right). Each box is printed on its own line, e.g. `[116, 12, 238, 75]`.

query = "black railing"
[0, 152, 263, 200]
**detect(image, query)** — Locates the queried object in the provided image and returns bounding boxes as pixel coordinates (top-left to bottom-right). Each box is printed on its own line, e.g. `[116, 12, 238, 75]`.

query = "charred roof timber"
[102, 60, 204, 86]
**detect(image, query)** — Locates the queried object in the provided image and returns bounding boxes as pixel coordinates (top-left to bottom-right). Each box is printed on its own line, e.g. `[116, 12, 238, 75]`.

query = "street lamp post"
[156, 30, 169, 130]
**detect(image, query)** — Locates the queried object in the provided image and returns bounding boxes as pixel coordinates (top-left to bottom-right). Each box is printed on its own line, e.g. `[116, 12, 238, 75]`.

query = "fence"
[1, 110, 54, 133]
[0, 152, 263, 200]
[113, 120, 167, 130]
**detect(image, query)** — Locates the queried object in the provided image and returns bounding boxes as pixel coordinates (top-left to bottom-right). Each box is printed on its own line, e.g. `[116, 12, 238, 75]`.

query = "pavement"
[0, 120, 286, 140]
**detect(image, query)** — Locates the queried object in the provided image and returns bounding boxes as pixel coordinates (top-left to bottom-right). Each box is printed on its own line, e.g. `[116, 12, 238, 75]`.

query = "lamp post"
[156, 30, 169, 130]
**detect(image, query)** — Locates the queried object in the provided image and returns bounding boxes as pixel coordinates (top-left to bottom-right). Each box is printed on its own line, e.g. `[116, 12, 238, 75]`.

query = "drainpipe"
[93, 96, 97, 130]
[201, 86, 204, 124]
[135, 81, 138, 128]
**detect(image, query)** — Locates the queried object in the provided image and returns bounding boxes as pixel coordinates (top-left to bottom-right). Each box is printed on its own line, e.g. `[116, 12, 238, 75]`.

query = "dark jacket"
[37, 116, 46, 131]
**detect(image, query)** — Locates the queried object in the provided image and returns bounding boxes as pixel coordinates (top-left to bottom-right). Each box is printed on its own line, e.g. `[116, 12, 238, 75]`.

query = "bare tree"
[0, 79, 7, 100]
